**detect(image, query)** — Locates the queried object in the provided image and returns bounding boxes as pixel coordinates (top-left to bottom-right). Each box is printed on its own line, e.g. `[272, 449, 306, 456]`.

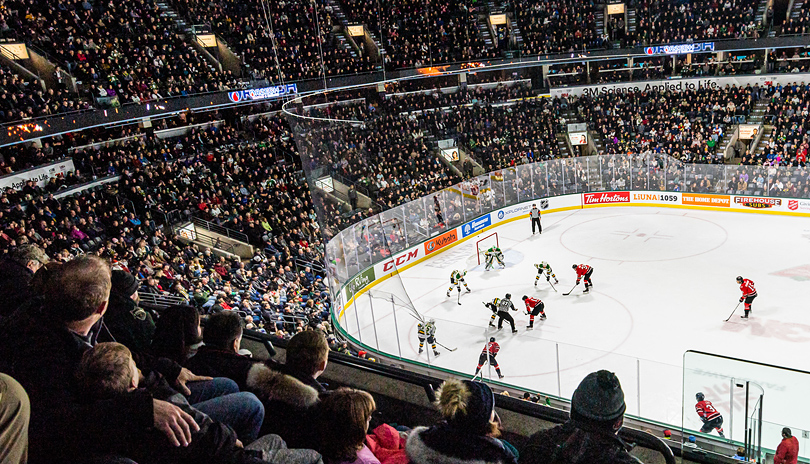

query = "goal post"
[475, 232, 499, 266]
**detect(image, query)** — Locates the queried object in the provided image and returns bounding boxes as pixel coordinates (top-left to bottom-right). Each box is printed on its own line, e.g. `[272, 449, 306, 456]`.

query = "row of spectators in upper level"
[3, 0, 241, 104]
[0, 62, 91, 123]
[173, 0, 377, 82]
[573, 84, 759, 164]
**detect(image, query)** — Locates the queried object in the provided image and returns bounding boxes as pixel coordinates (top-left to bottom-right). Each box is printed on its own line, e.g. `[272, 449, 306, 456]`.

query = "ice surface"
[340, 207, 810, 436]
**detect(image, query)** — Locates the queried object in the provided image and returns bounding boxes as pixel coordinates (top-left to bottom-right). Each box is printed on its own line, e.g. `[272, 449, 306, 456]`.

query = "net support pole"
[391, 296, 403, 359]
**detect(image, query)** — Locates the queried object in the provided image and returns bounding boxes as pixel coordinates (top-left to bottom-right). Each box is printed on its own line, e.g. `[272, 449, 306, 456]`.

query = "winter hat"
[437, 379, 495, 433]
[571, 370, 626, 425]
[111, 270, 139, 297]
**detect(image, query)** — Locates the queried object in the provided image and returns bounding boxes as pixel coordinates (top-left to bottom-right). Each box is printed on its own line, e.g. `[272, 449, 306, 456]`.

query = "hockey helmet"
[736, 276, 743, 283]
[490, 337, 496, 342]
[429, 318, 435, 324]
[505, 293, 511, 299]
[572, 264, 578, 269]
[696, 392, 705, 402]
[522, 295, 528, 301]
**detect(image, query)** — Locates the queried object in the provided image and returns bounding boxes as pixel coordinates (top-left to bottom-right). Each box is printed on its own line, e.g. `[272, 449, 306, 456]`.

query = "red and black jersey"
[524, 297, 542, 310]
[740, 279, 757, 298]
[575, 264, 592, 278]
[482, 341, 500, 356]
[695, 400, 721, 421]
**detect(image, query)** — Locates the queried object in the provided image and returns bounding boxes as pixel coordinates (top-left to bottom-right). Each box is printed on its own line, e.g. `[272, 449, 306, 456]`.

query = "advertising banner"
[0, 159, 75, 190]
[568, 132, 588, 146]
[493, 202, 533, 223]
[424, 229, 458, 255]
[739, 125, 761, 140]
[733, 196, 782, 209]
[583, 191, 631, 205]
[461, 215, 492, 237]
[345, 267, 376, 301]
[630, 192, 681, 204]
[682, 193, 730, 207]
[787, 199, 810, 212]
[550, 74, 807, 98]
[378, 248, 421, 274]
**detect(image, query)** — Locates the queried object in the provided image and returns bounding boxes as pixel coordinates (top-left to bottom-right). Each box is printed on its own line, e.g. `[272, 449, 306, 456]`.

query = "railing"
[191, 216, 249, 244]
[138, 292, 188, 310]
[183, 227, 240, 255]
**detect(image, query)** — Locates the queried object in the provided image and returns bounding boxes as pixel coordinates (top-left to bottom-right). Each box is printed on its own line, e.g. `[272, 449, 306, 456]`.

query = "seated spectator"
[0, 244, 49, 318]
[406, 379, 517, 464]
[0, 373, 30, 464]
[520, 370, 641, 464]
[315, 388, 378, 464]
[76, 342, 323, 464]
[150, 304, 203, 365]
[105, 269, 156, 354]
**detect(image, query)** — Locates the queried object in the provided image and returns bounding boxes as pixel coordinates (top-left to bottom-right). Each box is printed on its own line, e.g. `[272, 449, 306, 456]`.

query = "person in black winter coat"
[0, 244, 49, 318]
[519, 370, 643, 464]
[104, 269, 155, 354]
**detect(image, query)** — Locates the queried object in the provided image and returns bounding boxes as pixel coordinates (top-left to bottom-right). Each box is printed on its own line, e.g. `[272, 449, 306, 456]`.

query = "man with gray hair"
[0, 244, 49, 317]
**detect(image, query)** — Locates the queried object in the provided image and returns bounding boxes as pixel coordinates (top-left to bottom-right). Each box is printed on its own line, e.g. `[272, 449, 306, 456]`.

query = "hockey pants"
[531, 218, 542, 234]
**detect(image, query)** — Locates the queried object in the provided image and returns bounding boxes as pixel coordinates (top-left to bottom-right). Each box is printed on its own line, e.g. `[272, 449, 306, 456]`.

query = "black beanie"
[111, 270, 139, 297]
[571, 370, 626, 424]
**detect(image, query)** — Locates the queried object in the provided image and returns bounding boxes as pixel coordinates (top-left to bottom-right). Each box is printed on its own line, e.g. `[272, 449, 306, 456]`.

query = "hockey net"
[474, 232, 499, 266]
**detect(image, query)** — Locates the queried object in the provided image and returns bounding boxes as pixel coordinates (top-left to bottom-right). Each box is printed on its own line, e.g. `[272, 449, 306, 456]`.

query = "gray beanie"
[571, 370, 626, 423]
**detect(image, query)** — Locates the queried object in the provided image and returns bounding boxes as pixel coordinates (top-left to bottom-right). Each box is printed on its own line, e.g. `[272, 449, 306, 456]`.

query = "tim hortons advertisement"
[734, 196, 782, 209]
[583, 191, 630, 205]
[424, 229, 458, 255]
[681, 193, 730, 207]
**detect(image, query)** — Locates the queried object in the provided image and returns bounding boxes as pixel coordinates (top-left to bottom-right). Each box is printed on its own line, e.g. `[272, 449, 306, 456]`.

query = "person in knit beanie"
[519, 370, 644, 464]
[406, 379, 517, 464]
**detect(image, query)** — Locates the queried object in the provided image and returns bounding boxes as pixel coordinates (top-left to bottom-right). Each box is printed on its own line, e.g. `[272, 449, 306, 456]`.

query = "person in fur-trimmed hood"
[186, 313, 327, 449]
[406, 379, 517, 464]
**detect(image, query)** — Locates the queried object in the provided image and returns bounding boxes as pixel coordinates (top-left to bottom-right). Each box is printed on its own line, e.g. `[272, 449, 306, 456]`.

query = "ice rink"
[340, 206, 810, 439]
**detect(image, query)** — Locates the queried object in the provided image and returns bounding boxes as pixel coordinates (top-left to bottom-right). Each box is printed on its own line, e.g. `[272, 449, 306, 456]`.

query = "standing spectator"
[348, 185, 358, 211]
[520, 370, 642, 464]
[0, 244, 49, 318]
[406, 379, 516, 464]
[0, 373, 29, 464]
[774, 427, 799, 464]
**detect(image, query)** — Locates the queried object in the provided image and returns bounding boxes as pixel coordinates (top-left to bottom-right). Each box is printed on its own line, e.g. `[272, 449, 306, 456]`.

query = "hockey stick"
[562, 283, 578, 296]
[436, 341, 457, 352]
[724, 302, 742, 322]
[457, 289, 462, 306]
[548, 279, 558, 292]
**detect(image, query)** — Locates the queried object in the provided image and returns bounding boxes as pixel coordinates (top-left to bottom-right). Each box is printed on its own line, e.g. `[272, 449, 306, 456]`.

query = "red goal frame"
[475, 232, 499, 265]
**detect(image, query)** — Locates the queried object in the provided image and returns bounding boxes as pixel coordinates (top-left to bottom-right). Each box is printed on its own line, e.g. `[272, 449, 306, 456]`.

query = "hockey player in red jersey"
[695, 392, 725, 437]
[522, 295, 546, 329]
[573, 264, 594, 293]
[474, 337, 504, 379]
[737, 276, 757, 319]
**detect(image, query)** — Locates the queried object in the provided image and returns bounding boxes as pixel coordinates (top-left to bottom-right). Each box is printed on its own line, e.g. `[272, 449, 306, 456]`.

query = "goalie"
[417, 319, 440, 357]
[534, 261, 559, 286]
[484, 246, 505, 271]
[447, 269, 471, 297]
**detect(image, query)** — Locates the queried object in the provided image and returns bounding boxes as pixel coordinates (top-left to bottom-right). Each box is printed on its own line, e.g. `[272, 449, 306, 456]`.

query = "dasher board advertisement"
[568, 132, 588, 146]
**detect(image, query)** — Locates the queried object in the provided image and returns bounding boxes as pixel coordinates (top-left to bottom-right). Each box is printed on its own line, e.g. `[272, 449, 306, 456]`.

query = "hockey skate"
[466, 287, 471, 293]
[540, 314, 547, 320]
[534, 281, 538, 286]
[418, 348, 423, 354]
[433, 351, 440, 357]
[583, 287, 590, 294]
[498, 373, 505, 379]
[526, 324, 533, 330]
[488, 321, 495, 327]
[512, 329, 518, 334]
[446, 292, 450, 297]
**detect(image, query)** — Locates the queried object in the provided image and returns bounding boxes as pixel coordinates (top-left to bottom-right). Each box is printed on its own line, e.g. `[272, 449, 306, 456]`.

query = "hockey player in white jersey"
[447, 269, 471, 297]
[484, 246, 505, 271]
[534, 261, 559, 286]
[417, 319, 440, 357]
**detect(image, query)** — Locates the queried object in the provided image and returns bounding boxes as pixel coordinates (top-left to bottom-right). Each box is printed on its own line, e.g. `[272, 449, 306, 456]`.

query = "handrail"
[191, 216, 250, 244]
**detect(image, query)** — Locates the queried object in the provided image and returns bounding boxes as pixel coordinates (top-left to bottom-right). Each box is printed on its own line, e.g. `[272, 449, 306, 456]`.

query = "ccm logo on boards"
[424, 230, 458, 255]
[381, 249, 419, 273]
[583, 192, 630, 205]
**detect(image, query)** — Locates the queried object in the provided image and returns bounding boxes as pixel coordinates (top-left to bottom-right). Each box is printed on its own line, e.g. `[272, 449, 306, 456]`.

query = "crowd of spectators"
[756, 82, 810, 169]
[510, 0, 602, 55]
[0, 63, 90, 123]
[174, 0, 377, 82]
[574, 84, 758, 163]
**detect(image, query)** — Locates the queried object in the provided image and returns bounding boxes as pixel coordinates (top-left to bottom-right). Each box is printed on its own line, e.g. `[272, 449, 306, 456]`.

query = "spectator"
[0, 373, 29, 464]
[0, 244, 49, 317]
[520, 370, 641, 464]
[732, 446, 746, 460]
[105, 269, 156, 354]
[76, 342, 324, 464]
[774, 427, 799, 464]
[315, 388, 379, 464]
[150, 304, 203, 365]
[406, 379, 517, 464]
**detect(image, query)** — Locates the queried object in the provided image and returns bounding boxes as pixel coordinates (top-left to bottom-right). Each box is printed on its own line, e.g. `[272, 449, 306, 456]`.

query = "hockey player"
[446, 269, 471, 297]
[530, 204, 542, 235]
[417, 319, 440, 357]
[573, 264, 594, 293]
[484, 295, 517, 333]
[484, 246, 505, 271]
[736, 276, 757, 319]
[534, 261, 559, 286]
[695, 392, 725, 437]
[521, 295, 546, 329]
[474, 337, 504, 379]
